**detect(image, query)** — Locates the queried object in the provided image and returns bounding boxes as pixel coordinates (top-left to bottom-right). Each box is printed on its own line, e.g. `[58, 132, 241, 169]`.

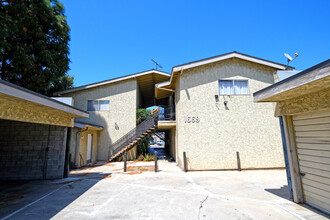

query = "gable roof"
[155, 51, 291, 99]
[172, 51, 291, 72]
[54, 69, 170, 96]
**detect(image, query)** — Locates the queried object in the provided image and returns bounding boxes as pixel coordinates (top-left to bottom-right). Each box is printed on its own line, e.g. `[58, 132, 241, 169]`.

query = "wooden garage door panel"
[299, 160, 330, 171]
[293, 111, 330, 214]
[298, 154, 330, 165]
[302, 178, 330, 192]
[304, 192, 330, 215]
[303, 185, 330, 201]
[300, 166, 330, 179]
[294, 123, 330, 132]
[297, 143, 329, 151]
[297, 143, 329, 150]
[293, 109, 330, 120]
[296, 137, 330, 144]
[304, 173, 329, 185]
[293, 117, 330, 126]
[297, 149, 330, 158]
[295, 130, 330, 138]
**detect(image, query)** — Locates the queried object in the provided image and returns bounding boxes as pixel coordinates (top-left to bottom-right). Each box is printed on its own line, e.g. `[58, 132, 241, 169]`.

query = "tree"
[0, 0, 73, 96]
[136, 108, 152, 125]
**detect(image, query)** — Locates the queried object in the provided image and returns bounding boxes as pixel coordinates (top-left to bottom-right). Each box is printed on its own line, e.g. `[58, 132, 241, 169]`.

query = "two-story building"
[56, 51, 290, 170]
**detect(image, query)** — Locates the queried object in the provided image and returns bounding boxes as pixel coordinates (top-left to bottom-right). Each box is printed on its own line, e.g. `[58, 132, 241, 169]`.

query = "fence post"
[236, 152, 241, 171]
[124, 151, 127, 172]
[183, 152, 187, 172]
[155, 151, 158, 172]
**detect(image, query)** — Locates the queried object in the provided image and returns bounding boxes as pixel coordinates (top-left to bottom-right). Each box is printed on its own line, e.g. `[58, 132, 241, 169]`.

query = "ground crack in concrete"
[198, 195, 208, 220]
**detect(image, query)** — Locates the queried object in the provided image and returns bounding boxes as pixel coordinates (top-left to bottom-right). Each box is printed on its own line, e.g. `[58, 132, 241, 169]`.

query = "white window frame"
[87, 100, 110, 111]
[218, 79, 250, 95]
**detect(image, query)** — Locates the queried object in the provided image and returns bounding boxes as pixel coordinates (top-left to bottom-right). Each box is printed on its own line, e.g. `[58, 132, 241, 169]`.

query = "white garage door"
[293, 109, 330, 214]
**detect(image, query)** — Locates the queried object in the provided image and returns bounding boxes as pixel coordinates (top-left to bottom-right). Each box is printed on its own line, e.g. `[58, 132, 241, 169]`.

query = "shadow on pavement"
[0, 172, 111, 219]
[265, 185, 330, 218]
[265, 185, 291, 200]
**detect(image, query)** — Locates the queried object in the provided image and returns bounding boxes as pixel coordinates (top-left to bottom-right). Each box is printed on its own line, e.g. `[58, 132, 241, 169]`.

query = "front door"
[87, 134, 92, 163]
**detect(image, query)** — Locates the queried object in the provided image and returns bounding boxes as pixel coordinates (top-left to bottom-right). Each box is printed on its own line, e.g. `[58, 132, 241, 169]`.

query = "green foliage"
[137, 153, 155, 161]
[143, 153, 155, 161]
[137, 137, 150, 156]
[0, 0, 73, 96]
[137, 154, 145, 161]
[136, 108, 151, 125]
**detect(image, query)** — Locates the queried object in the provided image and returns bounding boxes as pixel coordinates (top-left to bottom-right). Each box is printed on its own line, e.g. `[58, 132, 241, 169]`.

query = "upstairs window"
[219, 80, 249, 95]
[87, 100, 110, 111]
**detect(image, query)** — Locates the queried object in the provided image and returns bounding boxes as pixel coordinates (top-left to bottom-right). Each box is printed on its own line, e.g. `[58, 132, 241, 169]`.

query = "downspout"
[74, 127, 88, 168]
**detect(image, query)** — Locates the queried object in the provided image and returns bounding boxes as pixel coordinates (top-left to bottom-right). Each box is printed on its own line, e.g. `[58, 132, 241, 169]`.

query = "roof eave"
[0, 80, 88, 118]
[254, 59, 330, 102]
[172, 52, 288, 72]
[55, 69, 170, 96]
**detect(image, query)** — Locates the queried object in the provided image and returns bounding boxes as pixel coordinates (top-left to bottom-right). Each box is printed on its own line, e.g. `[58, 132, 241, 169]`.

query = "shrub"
[137, 137, 151, 155]
[143, 153, 155, 161]
[137, 154, 145, 161]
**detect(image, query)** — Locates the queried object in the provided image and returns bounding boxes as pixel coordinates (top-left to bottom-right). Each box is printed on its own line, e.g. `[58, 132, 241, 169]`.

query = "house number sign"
[184, 116, 200, 123]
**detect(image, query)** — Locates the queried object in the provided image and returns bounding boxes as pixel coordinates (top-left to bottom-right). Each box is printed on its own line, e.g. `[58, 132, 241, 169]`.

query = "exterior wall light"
[215, 95, 219, 102]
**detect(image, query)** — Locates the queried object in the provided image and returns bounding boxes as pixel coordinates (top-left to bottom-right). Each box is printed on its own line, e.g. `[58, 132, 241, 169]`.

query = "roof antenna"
[284, 52, 299, 69]
[151, 59, 163, 70]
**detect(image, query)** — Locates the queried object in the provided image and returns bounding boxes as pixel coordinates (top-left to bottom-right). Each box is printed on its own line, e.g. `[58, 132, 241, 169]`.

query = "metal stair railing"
[108, 116, 158, 159]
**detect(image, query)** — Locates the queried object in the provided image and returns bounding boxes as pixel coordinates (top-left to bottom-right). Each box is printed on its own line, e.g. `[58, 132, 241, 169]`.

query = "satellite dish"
[284, 52, 299, 69]
[284, 53, 293, 61]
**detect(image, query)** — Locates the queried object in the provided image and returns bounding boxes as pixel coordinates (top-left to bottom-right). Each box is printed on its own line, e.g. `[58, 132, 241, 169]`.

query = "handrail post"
[183, 152, 187, 172]
[236, 152, 241, 171]
[155, 151, 158, 172]
[124, 151, 127, 172]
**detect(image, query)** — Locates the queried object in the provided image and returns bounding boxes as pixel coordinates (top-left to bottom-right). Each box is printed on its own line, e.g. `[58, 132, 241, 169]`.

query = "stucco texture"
[0, 93, 73, 127]
[175, 58, 285, 170]
[278, 87, 330, 116]
[63, 79, 137, 161]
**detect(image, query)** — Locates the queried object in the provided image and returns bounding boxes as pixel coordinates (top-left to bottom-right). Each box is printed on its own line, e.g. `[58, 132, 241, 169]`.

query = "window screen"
[99, 100, 110, 111]
[87, 100, 110, 111]
[219, 80, 249, 95]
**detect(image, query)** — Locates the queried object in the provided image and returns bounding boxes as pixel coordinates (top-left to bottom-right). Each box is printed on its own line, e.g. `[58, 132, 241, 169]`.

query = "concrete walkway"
[0, 161, 328, 220]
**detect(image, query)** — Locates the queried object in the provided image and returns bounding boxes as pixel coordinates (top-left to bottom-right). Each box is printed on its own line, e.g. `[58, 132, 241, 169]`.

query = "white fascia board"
[156, 80, 171, 88]
[0, 83, 89, 118]
[172, 53, 286, 72]
[56, 70, 170, 95]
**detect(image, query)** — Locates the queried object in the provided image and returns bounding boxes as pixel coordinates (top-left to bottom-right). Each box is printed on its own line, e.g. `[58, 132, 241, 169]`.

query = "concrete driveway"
[0, 160, 328, 220]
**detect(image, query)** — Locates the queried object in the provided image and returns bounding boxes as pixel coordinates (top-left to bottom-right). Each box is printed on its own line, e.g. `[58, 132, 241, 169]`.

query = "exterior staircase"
[108, 116, 158, 162]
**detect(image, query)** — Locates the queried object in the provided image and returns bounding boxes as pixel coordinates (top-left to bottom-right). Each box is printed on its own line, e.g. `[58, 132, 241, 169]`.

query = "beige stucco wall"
[175, 58, 285, 170]
[277, 87, 330, 116]
[63, 79, 137, 161]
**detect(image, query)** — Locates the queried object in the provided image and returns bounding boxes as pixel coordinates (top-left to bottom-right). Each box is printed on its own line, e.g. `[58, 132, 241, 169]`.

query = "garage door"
[293, 109, 330, 214]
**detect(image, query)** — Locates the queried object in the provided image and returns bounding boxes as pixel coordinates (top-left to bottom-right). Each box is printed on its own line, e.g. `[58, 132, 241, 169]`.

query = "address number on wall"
[184, 116, 200, 123]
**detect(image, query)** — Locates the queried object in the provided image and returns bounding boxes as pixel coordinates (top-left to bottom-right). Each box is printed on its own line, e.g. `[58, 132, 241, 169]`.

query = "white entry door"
[87, 134, 92, 162]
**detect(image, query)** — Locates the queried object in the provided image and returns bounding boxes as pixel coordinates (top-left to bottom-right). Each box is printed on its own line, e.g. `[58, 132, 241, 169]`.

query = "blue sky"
[61, 0, 330, 87]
